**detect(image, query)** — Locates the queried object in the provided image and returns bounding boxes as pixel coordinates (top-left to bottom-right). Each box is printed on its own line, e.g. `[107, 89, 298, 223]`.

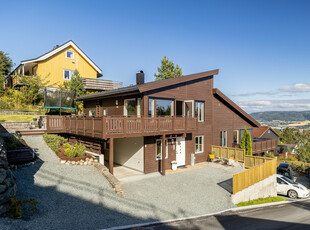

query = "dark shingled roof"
[76, 85, 139, 101]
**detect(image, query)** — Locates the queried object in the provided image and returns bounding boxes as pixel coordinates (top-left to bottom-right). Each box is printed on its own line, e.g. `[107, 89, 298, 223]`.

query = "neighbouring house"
[5, 40, 122, 91]
[252, 126, 279, 155]
[45, 69, 278, 175]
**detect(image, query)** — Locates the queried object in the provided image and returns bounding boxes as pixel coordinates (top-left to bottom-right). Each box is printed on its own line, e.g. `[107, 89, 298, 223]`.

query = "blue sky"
[1, 0, 310, 113]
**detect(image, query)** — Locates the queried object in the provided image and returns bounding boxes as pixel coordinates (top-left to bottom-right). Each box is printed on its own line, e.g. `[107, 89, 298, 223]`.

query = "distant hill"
[250, 111, 310, 122]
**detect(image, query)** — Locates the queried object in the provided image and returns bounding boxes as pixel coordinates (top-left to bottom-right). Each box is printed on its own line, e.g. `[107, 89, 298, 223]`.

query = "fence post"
[63, 117, 66, 132]
[141, 117, 144, 134]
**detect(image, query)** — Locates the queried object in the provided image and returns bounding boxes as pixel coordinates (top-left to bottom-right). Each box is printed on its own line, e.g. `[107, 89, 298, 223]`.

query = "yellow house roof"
[21, 40, 102, 74]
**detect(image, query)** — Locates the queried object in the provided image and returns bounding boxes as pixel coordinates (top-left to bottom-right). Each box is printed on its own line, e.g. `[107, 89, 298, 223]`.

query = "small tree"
[69, 70, 85, 113]
[70, 70, 85, 97]
[240, 128, 253, 156]
[0, 51, 13, 95]
[154, 56, 182, 81]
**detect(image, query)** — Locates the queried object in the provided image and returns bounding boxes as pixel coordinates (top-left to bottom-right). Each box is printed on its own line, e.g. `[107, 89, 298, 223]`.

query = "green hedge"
[64, 143, 86, 158]
[43, 134, 67, 153]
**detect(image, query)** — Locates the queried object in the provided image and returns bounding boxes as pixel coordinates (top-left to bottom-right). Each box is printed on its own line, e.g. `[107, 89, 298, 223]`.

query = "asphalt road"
[123, 199, 310, 230]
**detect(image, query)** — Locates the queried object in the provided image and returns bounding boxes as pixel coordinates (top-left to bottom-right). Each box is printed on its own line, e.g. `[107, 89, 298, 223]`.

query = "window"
[33, 66, 37, 76]
[124, 98, 137, 116]
[156, 99, 174, 116]
[233, 130, 239, 144]
[66, 50, 74, 59]
[148, 98, 155, 117]
[195, 101, 204, 122]
[195, 136, 204, 153]
[63, 69, 74, 80]
[220, 131, 227, 147]
[156, 139, 168, 160]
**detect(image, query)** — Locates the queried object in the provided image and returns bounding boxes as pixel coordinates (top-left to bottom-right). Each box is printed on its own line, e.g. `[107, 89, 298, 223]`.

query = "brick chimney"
[136, 70, 144, 85]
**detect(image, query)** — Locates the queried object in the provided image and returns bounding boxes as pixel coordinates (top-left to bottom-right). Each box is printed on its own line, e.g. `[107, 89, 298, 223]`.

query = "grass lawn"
[237, 197, 287, 207]
[0, 114, 38, 122]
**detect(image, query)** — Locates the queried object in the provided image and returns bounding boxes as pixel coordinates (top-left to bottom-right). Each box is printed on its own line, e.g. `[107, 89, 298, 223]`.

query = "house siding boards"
[37, 46, 98, 86]
[261, 130, 278, 140]
[212, 95, 255, 148]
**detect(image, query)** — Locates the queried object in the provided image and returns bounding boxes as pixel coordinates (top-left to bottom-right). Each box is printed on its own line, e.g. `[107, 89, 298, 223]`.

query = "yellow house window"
[66, 50, 74, 59]
[63, 69, 74, 80]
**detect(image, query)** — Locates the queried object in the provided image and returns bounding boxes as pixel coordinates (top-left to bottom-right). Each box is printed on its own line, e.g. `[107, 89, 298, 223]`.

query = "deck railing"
[47, 116, 198, 138]
[252, 139, 277, 154]
[82, 78, 122, 91]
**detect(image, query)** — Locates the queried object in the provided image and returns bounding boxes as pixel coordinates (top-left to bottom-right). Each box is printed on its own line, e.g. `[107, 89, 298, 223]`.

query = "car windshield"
[281, 176, 296, 184]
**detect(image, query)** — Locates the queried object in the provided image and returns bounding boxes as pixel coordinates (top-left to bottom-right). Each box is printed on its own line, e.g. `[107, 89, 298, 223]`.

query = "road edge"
[102, 197, 310, 230]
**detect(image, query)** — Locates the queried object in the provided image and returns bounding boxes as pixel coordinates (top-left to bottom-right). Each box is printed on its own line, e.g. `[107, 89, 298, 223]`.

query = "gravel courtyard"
[0, 136, 243, 230]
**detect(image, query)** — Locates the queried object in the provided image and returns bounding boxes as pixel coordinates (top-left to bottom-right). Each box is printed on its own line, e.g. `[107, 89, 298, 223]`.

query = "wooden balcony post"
[102, 117, 106, 139]
[172, 116, 175, 131]
[161, 134, 166, 176]
[75, 116, 78, 135]
[109, 138, 114, 174]
[123, 117, 127, 134]
[46, 116, 50, 131]
[157, 117, 160, 131]
[141, 117, 144, 134]
[92, 117, 95, 137]
[83, 117, 86, 136]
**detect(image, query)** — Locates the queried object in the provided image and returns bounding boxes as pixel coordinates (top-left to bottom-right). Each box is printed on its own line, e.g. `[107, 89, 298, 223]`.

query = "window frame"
[156, 139, 168, 160]
[63, 69, 74, 80]
[66, 50, 74, 60]
[233, 130, 239, 144]
[195, 136, 204, 154]
[220, 131, 227, 147]
[195, 101, 204, 122]
[124, 98, 138, 117]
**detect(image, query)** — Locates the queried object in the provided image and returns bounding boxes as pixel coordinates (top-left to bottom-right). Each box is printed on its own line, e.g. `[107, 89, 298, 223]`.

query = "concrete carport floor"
[121, 165, 244, 220]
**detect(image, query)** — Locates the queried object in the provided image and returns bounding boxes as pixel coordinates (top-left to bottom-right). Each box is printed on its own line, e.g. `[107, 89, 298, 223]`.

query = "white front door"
[176, 138, 185, 167]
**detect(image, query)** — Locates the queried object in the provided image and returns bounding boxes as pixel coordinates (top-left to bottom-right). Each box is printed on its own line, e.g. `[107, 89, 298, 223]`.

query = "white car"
[277, 175, 309, 199]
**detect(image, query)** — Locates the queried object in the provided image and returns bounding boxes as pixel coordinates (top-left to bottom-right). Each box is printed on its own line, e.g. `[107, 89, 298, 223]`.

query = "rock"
[0, 186, 16, 205]
[0, 184, 7, 193]
[60, 160, 66, 164]
[90, 158, 94, 162]
[71, 161, 76, 165]
[86, 158, 90, 161]
[94, 159, 98, 163]
[84, 161, 88, 166]
[79, 162, 83, 166]
[0, 169, 6, 183]
[65, 162, 70, 166]
[80, 159, 84, 162]
[3, 178, 13, 188]
[0, 203, 8, 217]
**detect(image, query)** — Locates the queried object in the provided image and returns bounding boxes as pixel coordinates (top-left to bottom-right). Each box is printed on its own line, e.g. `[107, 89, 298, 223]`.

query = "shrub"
[7, 197, 39, 219]
[43, 134, 67, 153]
[0, 135, 21, 150]
[264, 152, 275, 158]
[64, 143, 86, 158]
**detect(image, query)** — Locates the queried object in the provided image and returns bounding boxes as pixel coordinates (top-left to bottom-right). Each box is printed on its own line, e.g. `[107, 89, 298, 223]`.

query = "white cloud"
[279, 83, 310, 92]
[238, 99, 310, 113]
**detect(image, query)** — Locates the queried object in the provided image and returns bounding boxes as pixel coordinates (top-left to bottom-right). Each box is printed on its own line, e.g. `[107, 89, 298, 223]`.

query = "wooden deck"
[82, 78, 122, 91]
[46, 116, 198, 138]
[252, 139, 277, 154]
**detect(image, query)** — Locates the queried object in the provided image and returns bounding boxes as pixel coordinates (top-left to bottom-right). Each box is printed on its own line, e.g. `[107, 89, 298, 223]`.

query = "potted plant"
[171, 161, 177, 170]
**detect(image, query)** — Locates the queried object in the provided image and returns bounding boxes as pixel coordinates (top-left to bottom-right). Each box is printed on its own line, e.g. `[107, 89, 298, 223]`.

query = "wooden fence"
[211, 145, 277, 195]
[233, 158, 277, 194]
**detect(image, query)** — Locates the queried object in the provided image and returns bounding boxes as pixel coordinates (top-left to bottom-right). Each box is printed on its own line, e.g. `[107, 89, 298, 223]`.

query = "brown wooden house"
[46, 69, 277, 175]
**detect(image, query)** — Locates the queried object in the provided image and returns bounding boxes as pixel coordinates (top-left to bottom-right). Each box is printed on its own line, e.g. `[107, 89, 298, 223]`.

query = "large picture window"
[195, 101, 204, 122]
[220, 131, 227, 147]
[124, 98, 136, 116]
[156, 139, 168, 160]
[156, 99, 173, 116]
[195, 136, 204, 153]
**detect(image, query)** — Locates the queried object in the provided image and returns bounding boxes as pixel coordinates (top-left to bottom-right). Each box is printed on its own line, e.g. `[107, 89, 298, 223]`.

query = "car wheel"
[288, 190, 298, 199]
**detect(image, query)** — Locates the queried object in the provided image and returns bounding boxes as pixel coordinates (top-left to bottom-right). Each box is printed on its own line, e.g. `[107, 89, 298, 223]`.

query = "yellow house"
[6, 41, 120, 90]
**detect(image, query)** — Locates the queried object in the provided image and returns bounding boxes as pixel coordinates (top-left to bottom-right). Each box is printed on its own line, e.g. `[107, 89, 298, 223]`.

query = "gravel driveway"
[0, 136, 242, 230]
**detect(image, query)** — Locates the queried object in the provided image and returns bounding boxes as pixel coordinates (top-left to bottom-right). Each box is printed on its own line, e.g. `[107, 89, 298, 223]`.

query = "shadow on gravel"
[217, 178, 233, 194]
[2, 158, 179, 230]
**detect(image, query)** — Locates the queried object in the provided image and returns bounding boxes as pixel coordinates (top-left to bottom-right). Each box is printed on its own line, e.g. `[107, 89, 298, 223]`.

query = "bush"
[0, 134, 21, 150]
[7, 197, 39, 219]
[64, 143, 86, 158]
[43, 134, 67, 153]
[264, 152, 275, 158]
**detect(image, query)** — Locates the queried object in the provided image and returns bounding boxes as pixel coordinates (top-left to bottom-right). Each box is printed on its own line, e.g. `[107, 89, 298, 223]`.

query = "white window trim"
[63, 69, 74, 80]
[156, 139, 168, 160]
[183, 100, 194, 117]
[195, 136, 204, 154]
[233, 130, 239, 144]
[66, 50, 74, 60]
[195, 101, 204, 122]
[220, 131, 227, 147]
[124, 98, 138, 117]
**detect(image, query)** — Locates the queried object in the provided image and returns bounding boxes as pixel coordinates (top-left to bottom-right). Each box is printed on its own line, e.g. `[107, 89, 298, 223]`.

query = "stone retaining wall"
[0, 137, 17, 216]
[0, 110, 41, 115]
[231, 174, 277, 204]
[0, 116, 46, 133]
